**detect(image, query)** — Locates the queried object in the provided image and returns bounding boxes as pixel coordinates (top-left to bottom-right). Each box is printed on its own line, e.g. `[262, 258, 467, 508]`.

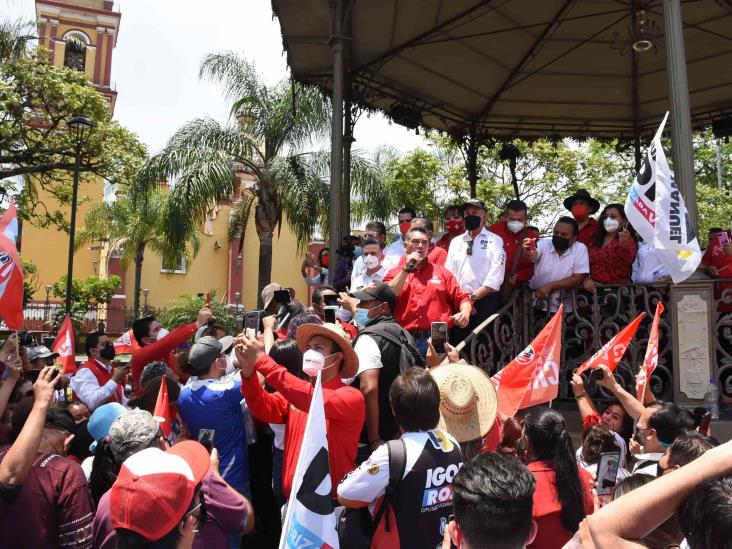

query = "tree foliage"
[160, 292, 237, 335]
[1, 46, 147, 229]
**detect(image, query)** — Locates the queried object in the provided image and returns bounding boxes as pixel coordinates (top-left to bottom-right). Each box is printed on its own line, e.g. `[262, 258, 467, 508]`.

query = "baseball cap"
[110, 441, 209, 541]
[45, 408, 76, 435]
[187, 336, 223, 373]
[87, 403, 127, 453]
[261, 282, 283, 310]
[350, 282, 396, 313]
[27, 345, 59, 363]
[108, 409, 162, 464]
[463, 198, 487, 211]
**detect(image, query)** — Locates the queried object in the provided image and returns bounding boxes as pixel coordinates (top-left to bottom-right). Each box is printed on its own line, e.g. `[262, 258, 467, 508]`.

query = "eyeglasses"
[466, 240, 474, 256]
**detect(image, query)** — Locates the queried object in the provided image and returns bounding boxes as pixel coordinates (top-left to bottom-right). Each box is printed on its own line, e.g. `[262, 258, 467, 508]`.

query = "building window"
[161, 256, 186, 274]
[63, 37, 86, 72]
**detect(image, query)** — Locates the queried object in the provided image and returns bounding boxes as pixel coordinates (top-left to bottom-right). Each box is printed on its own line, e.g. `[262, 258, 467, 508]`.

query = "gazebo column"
[328, 0, 347, 283]
[342, 72, 354, 243]
[662, 0, 697, 232]
[466, 129, 479, 198]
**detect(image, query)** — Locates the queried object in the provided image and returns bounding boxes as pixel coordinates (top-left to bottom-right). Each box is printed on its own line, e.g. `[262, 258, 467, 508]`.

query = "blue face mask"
[353, 246, 363, 259]
[354, 308, 371, 327]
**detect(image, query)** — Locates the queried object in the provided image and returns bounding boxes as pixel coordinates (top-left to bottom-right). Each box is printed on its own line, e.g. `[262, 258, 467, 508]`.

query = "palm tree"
[136, 52, 386, 304]
[0, 19, 35, 62]
[75, 190, 200, 318]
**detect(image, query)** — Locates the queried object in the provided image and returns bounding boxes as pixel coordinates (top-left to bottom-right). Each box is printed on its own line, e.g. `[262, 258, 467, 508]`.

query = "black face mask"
[464, 215, 482, 231]
[552, 235, 571, 251]
[100, 343, 116, 361]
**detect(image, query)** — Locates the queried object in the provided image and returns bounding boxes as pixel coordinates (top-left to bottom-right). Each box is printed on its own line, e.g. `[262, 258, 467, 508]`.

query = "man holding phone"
[311, 285, 358, 340]
[70, 331, 128, 410]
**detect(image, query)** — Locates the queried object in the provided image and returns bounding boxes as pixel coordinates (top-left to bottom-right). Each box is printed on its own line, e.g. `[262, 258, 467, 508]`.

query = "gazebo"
[271, 0, 732, 260]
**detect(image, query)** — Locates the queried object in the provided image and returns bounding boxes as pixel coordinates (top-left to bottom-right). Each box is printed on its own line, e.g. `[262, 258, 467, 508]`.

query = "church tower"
[35, 0, 121, 113]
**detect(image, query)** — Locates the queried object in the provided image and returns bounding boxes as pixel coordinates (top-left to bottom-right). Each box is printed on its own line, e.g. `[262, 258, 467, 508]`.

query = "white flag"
[279, 372, 339, 549]
[625, 112, 701, 283]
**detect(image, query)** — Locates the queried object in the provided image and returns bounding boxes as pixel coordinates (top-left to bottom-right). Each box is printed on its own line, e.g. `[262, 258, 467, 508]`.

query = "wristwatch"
[469, 293, 479, 302]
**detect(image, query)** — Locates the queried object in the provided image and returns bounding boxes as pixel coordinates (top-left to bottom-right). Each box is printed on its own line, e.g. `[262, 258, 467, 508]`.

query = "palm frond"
[228, 190, 257, 252]
[0, 19, 35, 61]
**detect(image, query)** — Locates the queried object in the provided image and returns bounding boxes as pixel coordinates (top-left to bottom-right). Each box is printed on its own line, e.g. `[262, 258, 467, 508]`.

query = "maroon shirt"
[0, 451, 93, 549]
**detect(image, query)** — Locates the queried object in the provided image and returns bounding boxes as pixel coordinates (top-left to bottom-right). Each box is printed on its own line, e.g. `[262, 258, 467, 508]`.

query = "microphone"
[405, 258, 417, 272]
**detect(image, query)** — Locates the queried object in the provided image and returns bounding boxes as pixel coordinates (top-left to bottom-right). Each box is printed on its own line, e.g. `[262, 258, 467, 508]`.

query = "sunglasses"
[466, 240, 474, 256]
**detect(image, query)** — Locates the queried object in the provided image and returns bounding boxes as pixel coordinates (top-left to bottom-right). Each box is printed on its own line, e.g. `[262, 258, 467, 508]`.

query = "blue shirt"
[178, 376, 249, 488]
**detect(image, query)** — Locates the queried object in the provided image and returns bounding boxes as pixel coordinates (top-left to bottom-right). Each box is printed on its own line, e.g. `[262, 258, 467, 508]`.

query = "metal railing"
[460, 280, 732, 404]
[19, 303, 168, 336]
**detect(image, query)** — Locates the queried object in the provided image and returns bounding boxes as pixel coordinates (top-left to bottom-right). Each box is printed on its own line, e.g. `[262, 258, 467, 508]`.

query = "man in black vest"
[348, 282, 423, 459]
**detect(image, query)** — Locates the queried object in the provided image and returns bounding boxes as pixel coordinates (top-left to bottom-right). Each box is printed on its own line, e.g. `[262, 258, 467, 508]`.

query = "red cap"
[110, 441, 209, 541]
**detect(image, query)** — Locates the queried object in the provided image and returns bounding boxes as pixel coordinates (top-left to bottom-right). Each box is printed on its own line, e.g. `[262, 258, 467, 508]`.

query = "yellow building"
[23, 0, 308, 330]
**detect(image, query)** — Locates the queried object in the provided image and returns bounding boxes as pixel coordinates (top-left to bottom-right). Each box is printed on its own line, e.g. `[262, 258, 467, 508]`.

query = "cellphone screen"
[198, 429, 216, 453]
[323, 294, 339, 307]
[244, 311, 261, 334]
[596, 451, 620, 496]
[274, 289, 291, 305]
[324, 306, 337, 324]
[431, 322, 448, 354]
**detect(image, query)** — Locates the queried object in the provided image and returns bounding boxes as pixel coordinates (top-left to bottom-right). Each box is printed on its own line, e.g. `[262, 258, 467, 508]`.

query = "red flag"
[575, 312, 646, 375]
[52, 314, 76, 374]
[0, 200, 24, 330]
[113, 329, 141, 354]
[492, 305, 563, 417]
[636, 302, 664, 401]
[153, 377, 173, 438]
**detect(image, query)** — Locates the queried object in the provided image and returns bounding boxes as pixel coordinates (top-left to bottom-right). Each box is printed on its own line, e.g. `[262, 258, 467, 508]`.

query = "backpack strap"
[371, 439, 407, 534]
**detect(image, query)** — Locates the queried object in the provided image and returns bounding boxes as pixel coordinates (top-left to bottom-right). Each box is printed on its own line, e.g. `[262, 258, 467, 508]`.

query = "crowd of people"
[0, 190, 729, 549]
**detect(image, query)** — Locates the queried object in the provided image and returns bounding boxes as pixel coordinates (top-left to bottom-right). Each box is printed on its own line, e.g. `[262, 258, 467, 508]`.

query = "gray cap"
[108, 409, 161, 464]
[27, 345, 59, 363]
[187, 336, 223, 373]
[140, 361, 168, 389]
[261, 283, 283, 310]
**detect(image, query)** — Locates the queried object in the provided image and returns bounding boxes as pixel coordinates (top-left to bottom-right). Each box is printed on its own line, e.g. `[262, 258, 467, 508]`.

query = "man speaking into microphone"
[384, 226, 472, 357]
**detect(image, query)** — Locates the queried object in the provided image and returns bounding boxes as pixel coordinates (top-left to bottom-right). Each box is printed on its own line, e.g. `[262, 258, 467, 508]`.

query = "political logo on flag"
[0, 200, 24, 330]
[575, 312, 646, 376]
[625, 112, 701, 283]
[113, 329, 141, 354]
[492, 305, 563, 417]
[52, 314, 76, 374]
[637, 302, 665, 401]
[280, 372, 339, 549]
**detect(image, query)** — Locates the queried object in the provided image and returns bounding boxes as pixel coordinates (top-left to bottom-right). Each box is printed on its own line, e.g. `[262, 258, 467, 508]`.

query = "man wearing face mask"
[351, 221, 404, 287]
[177, 334, 253, 503]
[564, 189, 600, 246]
[236, 323, 364, 501]
[489, 200, 540, 294]
[445, 199, 506, 342]
[70, 331, 129, 410]
[436, 204, 465, 252]
[526, 216, 589, 313]
[348, 282, 424, 457]
[351, 239, 386, 291]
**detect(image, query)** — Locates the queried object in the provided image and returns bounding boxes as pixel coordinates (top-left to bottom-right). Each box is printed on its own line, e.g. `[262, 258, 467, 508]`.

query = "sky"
[5, 0, 428, 155]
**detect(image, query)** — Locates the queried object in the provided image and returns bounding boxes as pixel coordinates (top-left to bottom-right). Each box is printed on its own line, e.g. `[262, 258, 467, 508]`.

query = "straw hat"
[429, 361, 498, 443]
[295, 322, 359, 379]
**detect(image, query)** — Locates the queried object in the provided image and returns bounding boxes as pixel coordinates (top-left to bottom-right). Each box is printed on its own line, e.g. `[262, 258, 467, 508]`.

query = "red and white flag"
[52, 314, 76, 374]
[575, 312, 646, 376]
[636, 302, 664, 401]
[280, 372, 339, 549]
[492, 305, 563, 417]
[0, 200, 24, 330]
[153, 377, 173, 438]
[113, 329, 141, 354]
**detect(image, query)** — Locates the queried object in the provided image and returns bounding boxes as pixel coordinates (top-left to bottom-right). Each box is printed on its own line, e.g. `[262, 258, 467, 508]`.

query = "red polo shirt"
[393, 244, 447, 270]
[489, 222, 540, 283]
[526, 460, 594, 549]
[241, 354, 365, 498]
[384, 262, 470, 331]
[577, 218, 598, 246]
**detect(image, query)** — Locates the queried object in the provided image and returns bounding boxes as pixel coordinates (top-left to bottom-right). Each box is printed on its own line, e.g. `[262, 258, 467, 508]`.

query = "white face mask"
[302, 349, 338, 377]
[156, 328, 170, 340]
[506, 220, 525, 234]
[362, 254, 380, 269]
[604, 217, 620, 232]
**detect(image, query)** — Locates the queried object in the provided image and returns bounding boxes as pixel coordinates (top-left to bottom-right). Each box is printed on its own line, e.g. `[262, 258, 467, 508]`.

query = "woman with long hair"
[523, 407, 593, 548]
[583, 203, 638, 292]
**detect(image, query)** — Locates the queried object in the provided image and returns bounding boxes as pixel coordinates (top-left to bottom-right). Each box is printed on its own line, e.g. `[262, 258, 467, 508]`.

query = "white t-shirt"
[445, 227, 506, 293]
[529, 238, 589, 312]
[353, 334, 383, 375]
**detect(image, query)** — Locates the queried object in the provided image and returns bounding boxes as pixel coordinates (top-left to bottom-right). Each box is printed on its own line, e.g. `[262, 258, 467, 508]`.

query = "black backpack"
[337, 439, 407, 548]
[358, 322, 425, 372]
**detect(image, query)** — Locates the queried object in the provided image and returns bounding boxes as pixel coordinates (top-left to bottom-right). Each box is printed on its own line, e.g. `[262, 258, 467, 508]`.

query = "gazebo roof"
[272, 0, 732, 139]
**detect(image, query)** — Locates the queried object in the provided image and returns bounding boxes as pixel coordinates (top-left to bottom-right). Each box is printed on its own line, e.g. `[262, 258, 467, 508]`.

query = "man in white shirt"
[70, 331, 129, 410]
[526, 216, 589, 313]
[351, 212, 415, 287]
[445, 198, 505, 342]
[351, 239, 386, 291]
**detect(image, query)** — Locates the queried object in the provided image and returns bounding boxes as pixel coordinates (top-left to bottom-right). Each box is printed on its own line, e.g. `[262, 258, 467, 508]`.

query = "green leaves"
[160, 292, 237, 335]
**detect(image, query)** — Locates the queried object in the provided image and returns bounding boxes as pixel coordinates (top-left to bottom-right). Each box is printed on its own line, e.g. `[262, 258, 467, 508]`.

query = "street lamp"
[65, 114, 94, 314]
[142, 288, 150, 315]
